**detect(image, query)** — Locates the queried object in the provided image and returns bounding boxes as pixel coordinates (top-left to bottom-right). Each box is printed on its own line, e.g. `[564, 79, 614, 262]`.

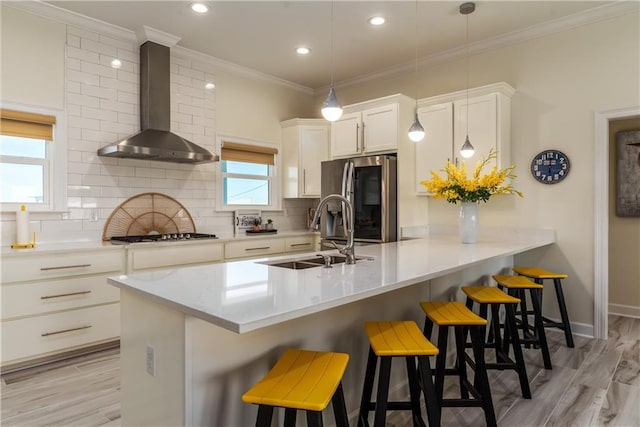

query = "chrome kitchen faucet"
[310, 194, 356, 264]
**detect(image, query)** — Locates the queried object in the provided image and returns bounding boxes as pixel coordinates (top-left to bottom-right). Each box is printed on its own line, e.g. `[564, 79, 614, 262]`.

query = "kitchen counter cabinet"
[127, 240, 224, 272]
[1, 248, 123, 369]
[109, 228, 554, 426]
[330, 94, 415, 159]
[281, 118, 329, 198]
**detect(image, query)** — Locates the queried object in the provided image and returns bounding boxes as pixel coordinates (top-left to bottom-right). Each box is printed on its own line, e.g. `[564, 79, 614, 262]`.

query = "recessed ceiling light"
[296, 47, 311, 55]
[368, 16, 385, 26]
[205, 82, 216, 90]
[110, 59, 122, 69]
[190, 3, 209, 14]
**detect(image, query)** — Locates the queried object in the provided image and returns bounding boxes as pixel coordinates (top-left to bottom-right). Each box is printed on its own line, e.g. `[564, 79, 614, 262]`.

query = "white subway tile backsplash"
[100, 120, 136, 135]
[117, 176, 151, 188]
[67, 45, 99, 63]
[68, 115, 100, 131]
[117, 69, 137, 83]
[81, 38, 117, 56]
[100, 165, 135, 177]
[81, 128, 117, 143]
[82, 106, 117, 122]
[99, 34, 136, 51]
[68, 93, 100, 108]
[135, 167, 166, 179]
[117, 90, 137, 104]
[83, 174, 118, 187]
[99, 99, 135, 114]
[67, 138, 99, 151]
[116, 48, 138, 63]
[170, 56, 191, 67]
[67, 69, 100, 85]
[178, 65, 204, 80]
[67, 81, 82, 94]
[82, 84, 117, 100]
[67, 57, 82, 71]
[81, 61, 117, 78]
[67, 33, 81, 48]
[117, 112, 138, 126]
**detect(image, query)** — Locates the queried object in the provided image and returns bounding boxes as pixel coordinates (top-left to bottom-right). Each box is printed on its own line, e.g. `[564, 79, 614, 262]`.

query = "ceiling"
[46, 1, 615, 90]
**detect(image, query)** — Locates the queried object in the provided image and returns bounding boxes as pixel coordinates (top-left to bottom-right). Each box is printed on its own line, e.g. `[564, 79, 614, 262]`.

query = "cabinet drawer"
[1, 275, 120, 320]
[1, 250, 124, 284]
[285, 236, 315, 253]
[225, 239, 285, 260]
[1, 303, 120, 365]
[130, 243, 223, 271]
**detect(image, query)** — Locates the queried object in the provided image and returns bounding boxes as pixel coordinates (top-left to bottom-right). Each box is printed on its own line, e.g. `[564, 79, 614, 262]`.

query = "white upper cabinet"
[330, 94, 414, 159]
[281, 119, 330, 198]
[415, 83, 514, 195]
[330, 112, 362, 158]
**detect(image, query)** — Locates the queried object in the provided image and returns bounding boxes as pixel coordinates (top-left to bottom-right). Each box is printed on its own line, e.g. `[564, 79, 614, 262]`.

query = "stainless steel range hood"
[97, 41, 218, 164]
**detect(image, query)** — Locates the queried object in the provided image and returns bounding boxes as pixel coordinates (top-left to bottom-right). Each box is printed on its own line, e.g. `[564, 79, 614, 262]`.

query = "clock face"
[531, 150, 570, 184]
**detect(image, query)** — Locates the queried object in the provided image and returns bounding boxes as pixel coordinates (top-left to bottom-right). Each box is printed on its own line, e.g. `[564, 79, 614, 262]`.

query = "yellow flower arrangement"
[421, 149, 523, 204]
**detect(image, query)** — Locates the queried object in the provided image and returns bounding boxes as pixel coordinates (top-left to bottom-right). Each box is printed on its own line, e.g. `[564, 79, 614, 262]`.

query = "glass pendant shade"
[408, 112, 425, 142]
[460, 135, 475, 158]
[321, 86, 343, 122]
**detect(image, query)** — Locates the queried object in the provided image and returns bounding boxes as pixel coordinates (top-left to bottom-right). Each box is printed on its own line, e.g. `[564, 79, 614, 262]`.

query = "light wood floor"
[1, 315, 638, 426]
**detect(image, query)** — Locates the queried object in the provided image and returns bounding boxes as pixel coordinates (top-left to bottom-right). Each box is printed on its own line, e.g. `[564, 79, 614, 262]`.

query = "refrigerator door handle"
[341, 162, 349, 198]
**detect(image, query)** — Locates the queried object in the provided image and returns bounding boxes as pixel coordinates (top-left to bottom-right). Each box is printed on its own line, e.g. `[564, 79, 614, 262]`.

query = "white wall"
[314, 12, 640, 328]
[0, 7, 65, 110]
[0, 6, 316, 244]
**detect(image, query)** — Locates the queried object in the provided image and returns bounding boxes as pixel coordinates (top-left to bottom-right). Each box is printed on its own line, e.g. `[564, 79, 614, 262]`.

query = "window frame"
[0, 102, 67, 212]
[216, 134, 281, 212]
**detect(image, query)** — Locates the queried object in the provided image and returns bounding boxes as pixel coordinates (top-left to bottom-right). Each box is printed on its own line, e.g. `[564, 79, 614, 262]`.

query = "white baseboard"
[609, 303, 640, 319]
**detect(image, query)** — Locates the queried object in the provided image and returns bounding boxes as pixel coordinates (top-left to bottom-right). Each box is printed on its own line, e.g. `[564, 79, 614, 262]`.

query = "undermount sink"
[260, 254, 373, 270]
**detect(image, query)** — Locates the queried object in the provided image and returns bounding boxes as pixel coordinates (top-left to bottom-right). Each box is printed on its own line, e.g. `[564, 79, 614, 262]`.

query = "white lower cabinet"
[128, 241, 224, 272]
[224, 238, 286, 260]
[1, 248, 124, 368]
[284, 235, 315, 253]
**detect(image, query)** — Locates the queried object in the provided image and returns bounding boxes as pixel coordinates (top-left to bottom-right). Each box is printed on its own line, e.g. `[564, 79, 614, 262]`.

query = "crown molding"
[4, 0, 313, 95]
[172, 46, 314, 95]
[137, 26, 181, 47]
[326, 0, 639, 94]
[4, 1, 138, 42]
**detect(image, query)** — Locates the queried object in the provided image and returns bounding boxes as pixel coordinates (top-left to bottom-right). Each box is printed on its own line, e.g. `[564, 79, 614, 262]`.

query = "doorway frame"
[593, 105, 640, 339]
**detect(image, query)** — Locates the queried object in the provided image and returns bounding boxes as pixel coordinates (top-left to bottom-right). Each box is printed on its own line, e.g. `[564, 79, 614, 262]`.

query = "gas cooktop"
[110, 233, 218, 244]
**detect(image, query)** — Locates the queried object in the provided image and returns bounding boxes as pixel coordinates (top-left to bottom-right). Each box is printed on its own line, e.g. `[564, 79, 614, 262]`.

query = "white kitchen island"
[109, 228, 554, 427]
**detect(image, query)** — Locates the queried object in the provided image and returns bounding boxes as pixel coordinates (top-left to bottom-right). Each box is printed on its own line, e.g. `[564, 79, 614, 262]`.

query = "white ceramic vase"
[459, 201, 479, 244]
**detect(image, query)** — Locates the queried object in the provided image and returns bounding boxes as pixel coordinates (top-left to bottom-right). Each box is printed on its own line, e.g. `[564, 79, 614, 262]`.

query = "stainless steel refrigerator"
[320, 154, 397, 248]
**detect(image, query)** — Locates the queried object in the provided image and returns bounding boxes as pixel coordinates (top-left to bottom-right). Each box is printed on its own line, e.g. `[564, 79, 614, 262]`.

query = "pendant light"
[321, 1, 343, 122]
[408, 0, 425, 142]
[459, 2, 475, 159]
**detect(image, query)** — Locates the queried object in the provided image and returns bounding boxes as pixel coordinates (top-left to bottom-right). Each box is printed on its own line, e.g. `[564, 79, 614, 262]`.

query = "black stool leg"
[331, 382, 349, 427]
[256, 405, 274, 427]
[284, 408, 296, 427]
[518, 289, 533, 348]
[553, 278, 575, 348]
[530, 288, 552, 369]
[489, 304, 504, 362]
[469, 327, 497, 427]
[358, 347, 378, 427]
[306, 410, 323, 427]
[373, 357, 392, 427]
[505, 303, 531, 398]
[417, 355, 442, 427]
[454, 326, 470, 399]
[434, 325, 449, 405]
[405, 357, 427, 427]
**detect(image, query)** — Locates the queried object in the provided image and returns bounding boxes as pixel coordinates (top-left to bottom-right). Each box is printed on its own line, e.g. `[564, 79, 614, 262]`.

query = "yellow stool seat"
[513, 267, 568, 280]
[420, 301, 487, 326]
[364, 321, 439, 357]
[492, 275, 543, 289]
[242, 348, 349, 412]
[462, 286, 521, 304]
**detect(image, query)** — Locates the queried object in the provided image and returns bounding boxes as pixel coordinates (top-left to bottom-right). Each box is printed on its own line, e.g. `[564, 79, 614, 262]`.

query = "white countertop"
[0, 230, 318, 257]
[108, 228, 555, 333]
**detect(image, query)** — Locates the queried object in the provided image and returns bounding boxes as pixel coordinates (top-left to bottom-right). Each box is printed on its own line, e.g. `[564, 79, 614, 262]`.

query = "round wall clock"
[530, 150, 570, 184]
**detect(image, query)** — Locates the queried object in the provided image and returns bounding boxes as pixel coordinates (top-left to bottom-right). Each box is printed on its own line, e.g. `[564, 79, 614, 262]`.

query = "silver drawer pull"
[41, 290, 92, 300]
[245, 247, 270, 251]
[40, 264, 91, 271]
[291, 243, 311, 247]
[41, 325, 92, 337]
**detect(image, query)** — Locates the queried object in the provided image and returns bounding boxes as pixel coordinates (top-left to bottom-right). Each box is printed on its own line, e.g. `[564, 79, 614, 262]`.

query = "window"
[217, 137, 280, 210]
[0, 106, 66, 211]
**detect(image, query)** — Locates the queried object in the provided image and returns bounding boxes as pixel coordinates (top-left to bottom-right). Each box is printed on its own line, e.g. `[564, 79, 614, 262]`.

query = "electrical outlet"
[146, 344, 156, 376]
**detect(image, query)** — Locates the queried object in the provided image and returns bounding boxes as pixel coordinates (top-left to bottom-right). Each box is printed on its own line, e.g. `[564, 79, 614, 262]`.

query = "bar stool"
[493, 275, 552, 370]
[461, 286, 531, 398]
[420, 301, 496, 427]
[513, 267, 574, 348]
[358, 320, 440, 427]
[242, 348, 349, 427]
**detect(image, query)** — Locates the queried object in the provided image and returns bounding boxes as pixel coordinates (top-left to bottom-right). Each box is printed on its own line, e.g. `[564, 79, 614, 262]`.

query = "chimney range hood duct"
[97, 41, 218, 164]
